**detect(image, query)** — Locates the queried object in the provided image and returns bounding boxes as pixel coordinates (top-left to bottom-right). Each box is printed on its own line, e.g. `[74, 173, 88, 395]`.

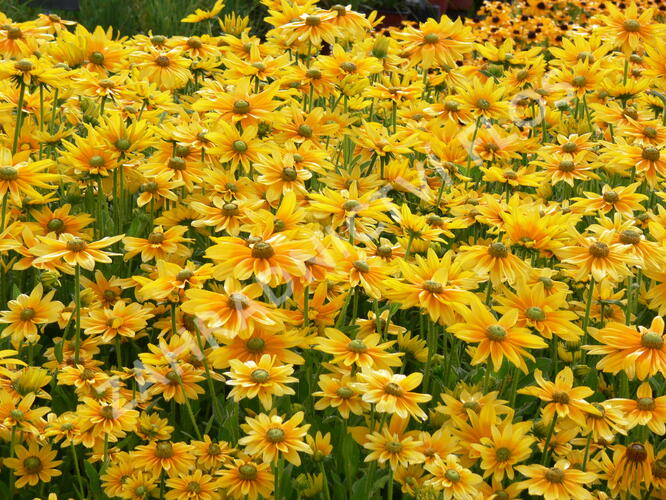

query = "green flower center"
[623, 19, 641, 32]
[239, 464, 257, 480]
[641, 332, 664, 349]
[0, 166, 18, 181]
[266, 427, 285, 443]
[495, 447, 512, 462]
[24, 457, 42, 474]
[251, 369, 270, 383]
[486, 324, 507, 341]
[526, 306, 546, 321]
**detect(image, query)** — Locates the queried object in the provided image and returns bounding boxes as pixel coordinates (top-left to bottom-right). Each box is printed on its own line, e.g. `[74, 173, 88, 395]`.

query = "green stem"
[581, 433, 592, 471]
[12, 80, 26, 155]
[70, 444, 85, 499]
[581, 278, 595, 362]
[541, 414, 558, 465]
[387, 466, 394, 500]
[179, 386, 203, 439]
[74, 264, 82, 364]
[0, 192, 8, 233]
[319, 462, 332, 500]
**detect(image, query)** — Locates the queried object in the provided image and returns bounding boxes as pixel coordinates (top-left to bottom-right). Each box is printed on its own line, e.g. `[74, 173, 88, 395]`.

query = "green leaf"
[84, 459, 105, 500]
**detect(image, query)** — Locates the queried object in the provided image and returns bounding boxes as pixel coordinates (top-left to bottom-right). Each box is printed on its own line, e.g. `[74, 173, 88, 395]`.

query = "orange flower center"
[239, 464, 258, 480]
[251, 241, 275, 259]
[588, 241, 609, 258]
[544, 467, 564, 483]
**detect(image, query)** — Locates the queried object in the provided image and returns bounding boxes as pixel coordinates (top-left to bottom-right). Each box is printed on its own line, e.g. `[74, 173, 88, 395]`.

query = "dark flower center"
[588, 241, 609, 258]
[551, 391, 570, 404]
[251, 241, 275, 259]
[545, 467, 564, 483]
[155, 441, 174, 458]
[488, 242, 508, 258]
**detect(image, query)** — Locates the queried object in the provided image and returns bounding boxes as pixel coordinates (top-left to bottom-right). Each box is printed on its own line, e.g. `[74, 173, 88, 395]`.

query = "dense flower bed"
[0, 0, 664, 499]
